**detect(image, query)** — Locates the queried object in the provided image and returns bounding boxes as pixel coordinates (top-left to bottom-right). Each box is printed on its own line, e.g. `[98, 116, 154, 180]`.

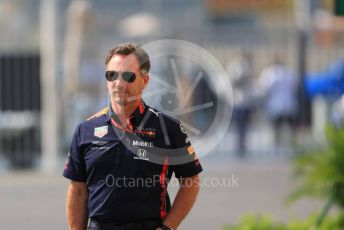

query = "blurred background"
[1, 0, 344, 229]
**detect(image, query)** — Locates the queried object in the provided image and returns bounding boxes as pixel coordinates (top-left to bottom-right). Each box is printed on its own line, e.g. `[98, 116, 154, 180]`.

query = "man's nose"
[114, 75, 128, 88]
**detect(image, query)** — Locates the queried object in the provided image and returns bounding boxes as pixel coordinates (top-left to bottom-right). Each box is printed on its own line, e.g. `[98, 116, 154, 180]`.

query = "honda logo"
[136, 149, 147, 158]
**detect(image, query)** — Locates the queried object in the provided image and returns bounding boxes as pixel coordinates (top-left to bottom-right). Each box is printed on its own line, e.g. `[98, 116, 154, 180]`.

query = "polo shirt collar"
[107, 99, 148, 128]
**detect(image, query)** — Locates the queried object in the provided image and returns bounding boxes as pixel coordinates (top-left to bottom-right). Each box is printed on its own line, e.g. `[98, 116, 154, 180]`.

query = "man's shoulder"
[145, 104, 182, 129]
[78, 107, 109, 129]
[87, 107, 109, 121]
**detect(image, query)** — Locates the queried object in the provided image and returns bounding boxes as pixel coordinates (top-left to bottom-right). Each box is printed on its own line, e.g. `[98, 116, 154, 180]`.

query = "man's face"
[106, 54, 149, 105]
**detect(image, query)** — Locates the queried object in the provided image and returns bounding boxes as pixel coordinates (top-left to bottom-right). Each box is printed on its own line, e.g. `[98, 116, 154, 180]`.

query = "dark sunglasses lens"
[105, 71, 118, 81]
[122, 72, 136, 83]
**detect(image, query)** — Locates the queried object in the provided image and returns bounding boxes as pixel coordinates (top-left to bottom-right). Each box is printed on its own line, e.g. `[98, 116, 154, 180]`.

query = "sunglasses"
[105, 71, 136, 83]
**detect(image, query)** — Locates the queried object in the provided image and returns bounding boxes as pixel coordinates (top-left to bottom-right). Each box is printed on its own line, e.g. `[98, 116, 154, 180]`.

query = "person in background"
[259, 54, 298, 154]
[226, 51, 255, 158]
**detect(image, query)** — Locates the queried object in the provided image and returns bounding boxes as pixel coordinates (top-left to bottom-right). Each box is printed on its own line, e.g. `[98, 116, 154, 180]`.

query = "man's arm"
[66, 181, 88, 230]
[160, 174, 200, 230]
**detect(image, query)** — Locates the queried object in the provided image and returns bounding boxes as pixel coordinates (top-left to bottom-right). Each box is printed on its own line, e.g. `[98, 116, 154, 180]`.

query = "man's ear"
[142, 74, 149, 89]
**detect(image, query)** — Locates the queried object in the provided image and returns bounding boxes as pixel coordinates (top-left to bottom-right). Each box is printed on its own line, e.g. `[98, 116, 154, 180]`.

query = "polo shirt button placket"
[118, 130, 125, 140]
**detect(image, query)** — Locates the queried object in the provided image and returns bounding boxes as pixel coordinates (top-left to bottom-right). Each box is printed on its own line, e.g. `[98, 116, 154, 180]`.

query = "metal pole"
[40, 0, 58, 173]
[294, 0, 314, 127]
[297, 29, 312, 127]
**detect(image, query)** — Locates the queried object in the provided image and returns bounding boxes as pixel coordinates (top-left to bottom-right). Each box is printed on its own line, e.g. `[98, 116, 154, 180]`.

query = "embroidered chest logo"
[134, 149, 150, 161]
[94, 126, 108, 138]
[132, 140, 154, 148]
[134, 128, 156, 137]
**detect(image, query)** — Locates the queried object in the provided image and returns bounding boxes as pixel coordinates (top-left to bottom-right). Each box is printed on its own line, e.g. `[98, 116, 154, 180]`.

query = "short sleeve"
[63, 124, 87, 182]
[169, 122, 203, 178]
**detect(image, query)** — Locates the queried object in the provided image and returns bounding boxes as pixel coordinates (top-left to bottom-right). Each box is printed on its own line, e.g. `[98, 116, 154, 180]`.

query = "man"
[259, 54, 298, 154]
[226, 51, 255, 158]
[63, 43, 203, 230]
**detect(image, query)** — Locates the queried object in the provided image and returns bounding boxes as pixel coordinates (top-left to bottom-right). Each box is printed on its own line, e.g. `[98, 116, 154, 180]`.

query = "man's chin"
[113, 97, 137, 106]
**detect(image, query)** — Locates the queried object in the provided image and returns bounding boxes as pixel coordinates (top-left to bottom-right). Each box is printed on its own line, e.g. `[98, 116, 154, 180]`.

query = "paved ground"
[0, 156, 323, 230]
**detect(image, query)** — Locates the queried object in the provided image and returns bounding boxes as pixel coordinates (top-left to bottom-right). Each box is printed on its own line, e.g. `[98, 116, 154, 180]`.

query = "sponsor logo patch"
[148, 108, 160, 117]
[187, 145, 194, 155]
[91, 141, 109, 146]
[134, 149, 150, 161]
[132, 140, 154, 148]
[94, 126, 108, 138]
[134, 128, 156, 137]
[187, 145, 199, 161]
[185, 137, 190, 144]
[180, 124, 186, 133]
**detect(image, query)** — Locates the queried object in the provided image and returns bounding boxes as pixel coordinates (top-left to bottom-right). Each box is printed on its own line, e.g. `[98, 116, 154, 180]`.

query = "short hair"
[105, 43, 150, 73]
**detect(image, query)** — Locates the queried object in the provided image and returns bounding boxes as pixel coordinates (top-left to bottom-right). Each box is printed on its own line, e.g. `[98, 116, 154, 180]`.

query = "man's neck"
[111, 99, 140, 126]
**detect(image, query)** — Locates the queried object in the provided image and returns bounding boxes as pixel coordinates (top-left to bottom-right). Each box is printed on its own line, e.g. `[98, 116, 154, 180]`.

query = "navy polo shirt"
[63, 100, 203, 223]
